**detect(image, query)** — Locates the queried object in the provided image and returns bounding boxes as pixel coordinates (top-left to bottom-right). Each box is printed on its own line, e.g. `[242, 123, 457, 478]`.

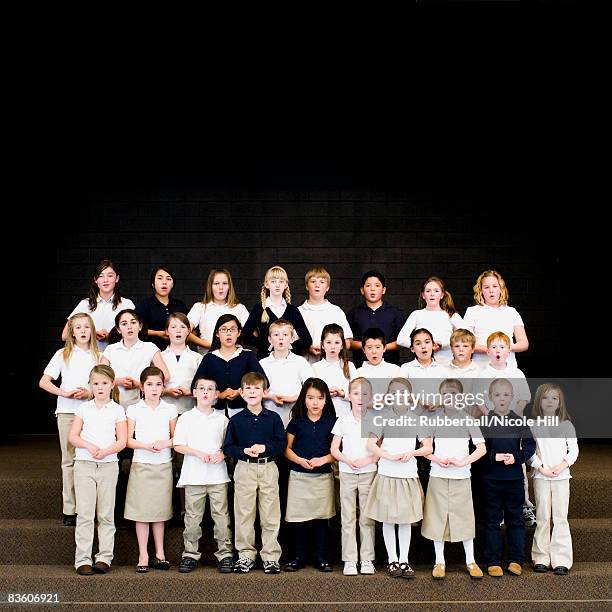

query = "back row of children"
[44, 343, 577, 580]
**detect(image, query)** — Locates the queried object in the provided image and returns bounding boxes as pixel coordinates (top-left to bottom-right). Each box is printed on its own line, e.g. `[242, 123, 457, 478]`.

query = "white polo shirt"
[356, 360, 401, 408]
[429, 419, 485, 479]
[44, 347, 99, 415]
[174, 408, 230, 486]
[187, 302, 249, 355]
[375, 427, 429, 479]
[74, 400, 126, 462]
[161, 347, 203, 414]
[396, 309, 465, 365]
[312, 358, 357, 417]
[530, 421, 579, 481]
[68, 295, 135, 350]
[125, 399, 177, 464]
[400, 359, 445, 403]
[298, 300, 353, 364]
[442, 360, 484, 397]
[463, 304, 524, 367]
[331, 413, 377, 474]
[102, 340, 160, 406]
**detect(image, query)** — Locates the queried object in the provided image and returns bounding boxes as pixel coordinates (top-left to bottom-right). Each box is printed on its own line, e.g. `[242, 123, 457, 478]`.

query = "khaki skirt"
[364, 474, 424, 524]
[285, 471, 335, 522]
[124, 461, 173, 522]
[421, 476, 475, 542]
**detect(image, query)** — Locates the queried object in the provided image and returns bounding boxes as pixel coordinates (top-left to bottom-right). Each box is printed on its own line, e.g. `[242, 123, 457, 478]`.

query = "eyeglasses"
[219, 327, 239, 334]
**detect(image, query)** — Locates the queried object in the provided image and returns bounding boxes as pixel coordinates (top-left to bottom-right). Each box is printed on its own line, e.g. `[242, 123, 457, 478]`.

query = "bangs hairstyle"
[191, 377, 218, 392]
[418, 276, 456, 316]
[290, 377, 335, 420]
[320, 323, 351, 379]
[362, 327, 386, 345]
[140, 365, 165, 385]
[387, 377, 412, 393]
[150, 265, 176, 288]
[473, 270, 509, 306]
[439, 378, 464, 394]
[532, 383, 571, 422]
[165, 311, 191, 332]
[305, 266, 331, 288]
[268, 318, 295, 333]
[240, 371, 268, 390]
[260, 266, 292, 323]
[348, 376, 373, 394]
[63, 313, 101, 363]
[410, 327, 434, 345]
[488, 377, 513, 396]
[89, 364, 120, 403]
[88, 259, 125, 311]
[202, 268, 241, 307]
[210, 314, 242, 351]
[360, 269, 386, 288]
[450, 328, 476, 348]
[486, 331, 511, 348]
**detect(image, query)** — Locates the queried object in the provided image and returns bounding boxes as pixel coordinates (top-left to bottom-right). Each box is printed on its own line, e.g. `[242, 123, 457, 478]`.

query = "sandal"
[149, 557, 171, 570]
[136, 565, 149, 573]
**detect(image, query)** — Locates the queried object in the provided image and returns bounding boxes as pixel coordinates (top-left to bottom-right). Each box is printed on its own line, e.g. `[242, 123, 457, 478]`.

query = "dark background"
[16, 142, 596, 437]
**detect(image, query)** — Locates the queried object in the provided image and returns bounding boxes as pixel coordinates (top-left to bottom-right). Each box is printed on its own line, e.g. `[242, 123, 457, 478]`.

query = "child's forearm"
[174, 444, 200, 457]
[69, 433, 94, 451]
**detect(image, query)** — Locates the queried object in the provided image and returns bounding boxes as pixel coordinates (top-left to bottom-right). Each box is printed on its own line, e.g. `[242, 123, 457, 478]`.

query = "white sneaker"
[360, 560, 375, 574]
[343, 561, 358, 576]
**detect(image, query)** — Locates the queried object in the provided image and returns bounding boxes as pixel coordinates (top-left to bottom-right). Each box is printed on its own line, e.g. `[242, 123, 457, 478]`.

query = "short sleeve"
[114, 406, 127, 423]
[75, 404, 86, 419]
[462, 306, 477, 332]
[331, 418, 344, 437]
[187, 303, 203, 329]
[236, 304, 249, 326]
[468, 424, 485, 445]
[286, 418, 299, 436]
[168, 405, 179, 420]
[510, 307, 524, 327]
[172, 415, 188, 446]
[43, 350, 64, 379]
[125, 405, 137, 420]
[68, 299, 89, 320]
[450, 312, 465, 330]
[299, 358, 315, 383]
[396, 310, 418, 347]
[339, 310, 353, 339]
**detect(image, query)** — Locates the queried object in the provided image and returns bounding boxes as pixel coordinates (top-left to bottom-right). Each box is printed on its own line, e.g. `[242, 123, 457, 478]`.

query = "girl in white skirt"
[284, 378, 337, 572]
[125, 366, 178, 573]
[365, 379, 433, 579]
[422, 379, 486, 579]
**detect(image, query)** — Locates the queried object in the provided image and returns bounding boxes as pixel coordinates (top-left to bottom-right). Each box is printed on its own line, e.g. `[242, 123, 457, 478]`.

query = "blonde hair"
[305, 266, 331, 288]
[201, 269, 241, 307]
[89, 364, 120, 403]
[63, 313, 101, 363]
[387, 377, 412, 393]
[418, 276, 456, 316]
[487, 331, 511, 348]
[473, 270, 509, 306]
[439, 378, 464, 394]
[450, 328, 476, 348]
[269, 319, 294, 334]
[488, 377, 513, 396]
[532, 383, 571, 422]
[260, 266, 292, 324]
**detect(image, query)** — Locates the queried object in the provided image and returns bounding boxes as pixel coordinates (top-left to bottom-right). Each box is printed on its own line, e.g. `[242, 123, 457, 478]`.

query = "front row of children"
[66, 361, 578, 580]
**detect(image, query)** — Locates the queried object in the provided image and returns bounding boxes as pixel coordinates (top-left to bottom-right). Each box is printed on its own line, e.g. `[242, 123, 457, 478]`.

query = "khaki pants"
[339, 471, 376, 562]
[57, 414, 76, 515]
[74, 460, 118, 569]
[532, 478, 573, 569]
[233, 461, 281, 562]
[183, 483, 233, 561]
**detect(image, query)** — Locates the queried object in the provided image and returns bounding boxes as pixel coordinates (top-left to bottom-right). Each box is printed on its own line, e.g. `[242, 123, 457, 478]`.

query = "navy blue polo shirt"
[286, 415, 336, 473]
[223, 407, 286, 460]
[135, 295, 188, 350]
[347, 301, 407, 367]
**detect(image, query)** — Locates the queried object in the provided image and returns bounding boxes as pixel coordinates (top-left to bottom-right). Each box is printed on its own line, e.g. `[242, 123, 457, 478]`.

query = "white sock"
[463, 539, 475, 565]
[434, 540, 445, 565]
[397, 524, 412, 564]
[382, 523, 398, 563]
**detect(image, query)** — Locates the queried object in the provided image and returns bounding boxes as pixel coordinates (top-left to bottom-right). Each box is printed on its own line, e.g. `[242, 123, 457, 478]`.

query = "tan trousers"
[183, 483, 233, 561]
[532, 478, 573, 569]
[57, 414, 76, 515]
[233, 461, 281, 562]
[74, 460, 118, 568]
[339, 471, 376, 562]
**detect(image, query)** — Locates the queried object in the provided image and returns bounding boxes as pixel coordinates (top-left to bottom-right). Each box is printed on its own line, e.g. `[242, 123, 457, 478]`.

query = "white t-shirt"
[429, 419, 485, 479]
[331, 413, 377, 474]
[397, 309, 465, 365]
[312, 359, 357, 417]
[68, 296, 135, 350]
[102, 340, 160, 407]
[530, 421, 579, 481]
[356, 360, 402, 408]
[174, 408, 230, 486]
[298, 300, 353, 364]
[463, 305, 524, 367]
[161, 347, 203, 414]
[74, 400, 126, 462]
[187, 302, 249, 356]
[126, 399, 177, 464]
[43, 346, 99, 415]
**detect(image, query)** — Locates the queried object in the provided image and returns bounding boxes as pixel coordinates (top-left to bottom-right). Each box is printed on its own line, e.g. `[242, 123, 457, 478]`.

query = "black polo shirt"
[286, 415, 336, 473]
[223, 407, 286, 461]
[135, 295, 188, 350]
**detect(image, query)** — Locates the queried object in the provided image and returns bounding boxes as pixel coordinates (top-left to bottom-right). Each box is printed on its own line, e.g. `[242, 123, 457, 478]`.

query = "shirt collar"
[97, 295, 114, 305]
[265, 297, 287, 309]
[300, 300, 330, 311]
[118, 339, 144, 351]
[211, 346, 244, 360]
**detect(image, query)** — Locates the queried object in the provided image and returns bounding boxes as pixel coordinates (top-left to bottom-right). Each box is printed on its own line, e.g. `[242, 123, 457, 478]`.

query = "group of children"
[39, 260, 578, 579]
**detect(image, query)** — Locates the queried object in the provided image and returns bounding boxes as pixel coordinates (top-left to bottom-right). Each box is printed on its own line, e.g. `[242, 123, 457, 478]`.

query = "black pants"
[292, 519, 328, 563]
[483, 478, 525, 566]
